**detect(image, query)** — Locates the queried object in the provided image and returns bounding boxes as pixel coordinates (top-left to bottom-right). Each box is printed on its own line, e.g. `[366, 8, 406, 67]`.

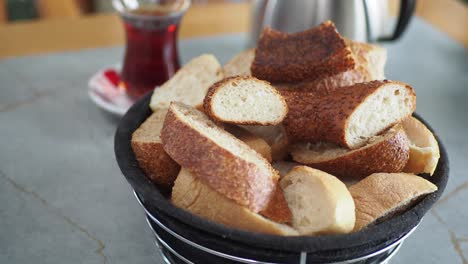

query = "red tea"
[119, 2, 188, 99]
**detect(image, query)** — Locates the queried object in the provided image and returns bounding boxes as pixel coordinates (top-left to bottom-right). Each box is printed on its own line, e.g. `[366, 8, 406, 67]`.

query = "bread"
[161, 102, 278, 212]
[150, 54, 223, 110]
[272, 161, 358, 187]
[402, 116, 440, 175]
[241, 125, 289, 161]
[251, 21, 355, 83]
[275, 41, 387, 95]
[131, 109, 180, 187]
[224, 49, 255, 77]
[203, 76, 288, 125]
[172, 169, 298, 235]
[280, 166, 355, 235]
[272, 161, 300, 178]
[290, 125, 410, 179]
[259, 183, 293, 224]
[349, 173, 437, 231]
[282, 80, 416, 148]
[348, 40, 386, 83]
[225, 125, 272, 162]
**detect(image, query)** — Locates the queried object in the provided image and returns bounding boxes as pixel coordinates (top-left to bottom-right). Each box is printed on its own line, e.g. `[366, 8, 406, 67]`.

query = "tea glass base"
[88, 65, 135, 116]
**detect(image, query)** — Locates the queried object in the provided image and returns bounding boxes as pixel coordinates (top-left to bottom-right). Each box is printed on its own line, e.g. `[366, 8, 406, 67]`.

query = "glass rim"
[113, 0, 191, 20]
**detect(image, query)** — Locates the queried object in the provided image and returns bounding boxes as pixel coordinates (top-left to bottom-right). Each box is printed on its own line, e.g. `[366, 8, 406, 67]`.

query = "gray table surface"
[0, 18, 467, 264]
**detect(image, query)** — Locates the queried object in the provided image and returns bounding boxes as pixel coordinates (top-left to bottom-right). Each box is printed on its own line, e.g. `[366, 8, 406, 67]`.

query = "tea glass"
[113, 0, 191, 99]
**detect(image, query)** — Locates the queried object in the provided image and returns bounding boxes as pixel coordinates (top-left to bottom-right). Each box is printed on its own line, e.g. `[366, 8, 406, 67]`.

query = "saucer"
[88, 66, 135, 116]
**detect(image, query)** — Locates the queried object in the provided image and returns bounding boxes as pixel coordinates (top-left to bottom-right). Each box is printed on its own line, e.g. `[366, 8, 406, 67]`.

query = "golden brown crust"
[291, 125, 410, 179]
[281, 80, 416, 147]
[172, 169, 298, 235]
[349, 173, 437, 231]
[251, 21, 355, 83]
[259, 184, 293, 224]
[203, 76, 288, 125]
[131, 141, 180, 187]
[347, 40, 386, 81]
[275, 41, 386, 95]
[195, 104, 205, 112]
[225, 125, 273, 162]
[161, 103, 278, 212]
[401, 117, 440, 175]
[131, 109, 180, 187]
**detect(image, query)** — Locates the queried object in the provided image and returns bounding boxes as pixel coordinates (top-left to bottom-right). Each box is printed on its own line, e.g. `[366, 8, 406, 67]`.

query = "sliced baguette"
[290, 125, 410, 179]
[172, 169, 298, 235]
[203, 76, 288, 125]
[271, 161, 363, 186]
[282, 80, 416, 148]
[224, 49, 255, 77]
[402, 116, 440, 175]
[348, 40, 386, 83]
[251, 21, 355, 83]
[349, 173, 437, 231]
[259, 183, 293, 224]
[280, 166, 355, 235]
[131, 109, 180, 187]
[270, 161, 373, 186]
[225, 125, 272, 162]
[241, 125, 289, 161]
[275, 41, 387, 95]
[150, 54, 223, 110]
[161, 102, 278, 212]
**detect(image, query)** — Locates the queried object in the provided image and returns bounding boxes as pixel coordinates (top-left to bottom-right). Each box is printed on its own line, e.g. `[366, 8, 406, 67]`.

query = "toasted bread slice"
[150, 54, 223, 110]
[280, 166, 355, 235]
[161, 102, 278, 212]
[203, 76, 288, 125]
[282, 80, 416, 148]
[241, 125, 289, 161]
[349, 173, 437, 231]
[259, 183, 293, 224]
[402, 117, 440, 175]
[291, 125, 410, 179]
[225, 125, 272, 162]
[251, 21, 355, 83]
[224, 49, 255, 77]
[172, 169, 298, 235]
[131, 109, 180, 187]
[275, 41, 387, 95]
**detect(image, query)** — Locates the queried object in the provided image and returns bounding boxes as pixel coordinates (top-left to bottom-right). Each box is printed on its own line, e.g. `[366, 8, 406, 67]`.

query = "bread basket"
[114, 93, 449, 263]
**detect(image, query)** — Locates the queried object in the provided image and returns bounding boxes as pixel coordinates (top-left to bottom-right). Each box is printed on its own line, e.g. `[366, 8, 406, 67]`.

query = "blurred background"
[0, 0, 466, 59]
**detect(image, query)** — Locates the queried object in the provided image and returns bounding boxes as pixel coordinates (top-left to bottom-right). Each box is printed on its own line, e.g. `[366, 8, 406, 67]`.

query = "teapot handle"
[378, 0, 417, 41]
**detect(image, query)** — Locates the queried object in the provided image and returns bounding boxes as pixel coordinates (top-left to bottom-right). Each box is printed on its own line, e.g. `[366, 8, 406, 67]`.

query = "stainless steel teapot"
[249, 0, 416, 46]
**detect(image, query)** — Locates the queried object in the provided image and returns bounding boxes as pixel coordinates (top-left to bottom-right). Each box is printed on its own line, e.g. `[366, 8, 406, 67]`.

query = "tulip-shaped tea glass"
[113, 0, 191, 99]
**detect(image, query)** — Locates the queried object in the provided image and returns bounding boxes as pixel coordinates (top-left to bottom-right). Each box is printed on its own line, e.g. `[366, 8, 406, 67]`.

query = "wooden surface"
[415, 0, 467, 47]
[0, 1, 465, 58]
[0, 0, 6, 23]
[0, 3, 250, 58]
[36, 0, 82, 19]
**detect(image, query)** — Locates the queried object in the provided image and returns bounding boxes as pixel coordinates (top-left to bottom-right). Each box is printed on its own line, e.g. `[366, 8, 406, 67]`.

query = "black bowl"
[115, 93, 449, 263]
